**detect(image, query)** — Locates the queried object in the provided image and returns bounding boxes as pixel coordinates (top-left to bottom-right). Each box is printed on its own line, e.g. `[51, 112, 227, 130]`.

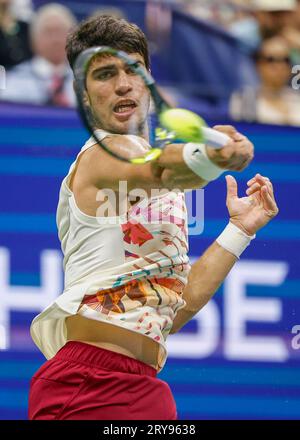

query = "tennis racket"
[74, 46, 230, 164]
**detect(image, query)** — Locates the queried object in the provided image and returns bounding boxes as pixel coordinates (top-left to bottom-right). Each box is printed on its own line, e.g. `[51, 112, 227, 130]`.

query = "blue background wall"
[0, 102, 299, 420]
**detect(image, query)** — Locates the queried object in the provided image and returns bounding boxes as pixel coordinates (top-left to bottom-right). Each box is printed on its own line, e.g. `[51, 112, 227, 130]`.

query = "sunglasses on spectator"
[258, 55, 291, 64]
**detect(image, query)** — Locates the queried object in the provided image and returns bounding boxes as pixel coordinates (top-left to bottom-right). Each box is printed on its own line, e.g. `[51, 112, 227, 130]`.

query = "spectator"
[227, 0, 262, 53]
[253, 0, 297, 38]
[281, 0, 300, 64]
[229, 0, 297, 54]
[0, 0, 32, 69]
[0, 3, 77, 107]
[11, 0, 33, 22]
[230, 36, 300, 126]
[89, 7, 126, 20]
[145, 0, 172, 54]
[229, 7, 261, 53]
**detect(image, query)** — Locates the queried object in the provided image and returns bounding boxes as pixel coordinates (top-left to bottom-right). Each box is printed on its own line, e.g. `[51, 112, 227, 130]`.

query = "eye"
[125, 66, 138, 76]
[126, 62, 143, 75]
[96, 70, 115, 81]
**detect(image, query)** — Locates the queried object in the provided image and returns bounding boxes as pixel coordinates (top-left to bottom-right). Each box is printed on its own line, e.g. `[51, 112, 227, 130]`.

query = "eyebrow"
[90, 59, 144, 76]
[91, 64, 116, 74]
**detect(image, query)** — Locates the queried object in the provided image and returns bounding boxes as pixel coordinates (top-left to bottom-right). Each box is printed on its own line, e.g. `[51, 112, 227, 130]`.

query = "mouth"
[113, 99, 138, 121]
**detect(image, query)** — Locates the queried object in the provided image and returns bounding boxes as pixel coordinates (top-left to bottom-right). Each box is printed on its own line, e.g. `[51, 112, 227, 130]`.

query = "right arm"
[85, 125, 254, 193]
[85, 140, 208, 193]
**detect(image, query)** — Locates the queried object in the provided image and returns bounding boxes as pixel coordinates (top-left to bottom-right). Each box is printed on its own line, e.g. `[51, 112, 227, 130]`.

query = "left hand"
[225, 173, 279, 236]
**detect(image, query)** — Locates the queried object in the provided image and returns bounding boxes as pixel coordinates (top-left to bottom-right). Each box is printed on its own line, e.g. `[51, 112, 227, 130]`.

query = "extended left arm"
[170, 241, 237, 334]
[170, 173, 279, 335]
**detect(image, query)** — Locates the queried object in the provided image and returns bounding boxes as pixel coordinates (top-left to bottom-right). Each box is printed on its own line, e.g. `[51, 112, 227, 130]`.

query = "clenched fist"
[206, 125, 254, 172]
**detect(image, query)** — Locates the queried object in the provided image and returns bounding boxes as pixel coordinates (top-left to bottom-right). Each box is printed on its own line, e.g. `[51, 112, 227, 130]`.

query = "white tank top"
[30, 132, 191, 372]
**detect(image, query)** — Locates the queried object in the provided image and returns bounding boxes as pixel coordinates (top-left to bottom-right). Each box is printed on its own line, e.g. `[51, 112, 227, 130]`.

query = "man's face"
[85, 53, 151, 136]
[33, 16, 72, 66]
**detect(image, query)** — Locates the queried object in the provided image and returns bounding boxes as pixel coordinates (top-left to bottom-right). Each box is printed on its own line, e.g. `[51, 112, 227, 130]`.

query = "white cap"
[252, 0, 297, 11]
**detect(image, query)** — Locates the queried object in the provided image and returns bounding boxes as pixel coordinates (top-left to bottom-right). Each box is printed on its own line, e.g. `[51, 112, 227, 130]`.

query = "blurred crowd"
[0, 0, 300, 127]
[0, 1, 76, 106]
[227, 0, 300, 126]
[176, 0, 300, 126]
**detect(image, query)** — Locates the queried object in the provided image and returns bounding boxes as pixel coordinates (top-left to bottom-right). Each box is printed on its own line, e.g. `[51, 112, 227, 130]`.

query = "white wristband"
[216, 222, 256, 259]
[183, 142, 226, 181]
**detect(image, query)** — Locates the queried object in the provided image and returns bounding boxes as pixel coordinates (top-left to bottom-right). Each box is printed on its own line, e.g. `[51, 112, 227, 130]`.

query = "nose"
[115, 70, 133, 95]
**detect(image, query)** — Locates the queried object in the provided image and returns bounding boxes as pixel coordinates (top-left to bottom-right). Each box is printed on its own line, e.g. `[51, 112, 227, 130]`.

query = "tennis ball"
[159, 108, 206, 143]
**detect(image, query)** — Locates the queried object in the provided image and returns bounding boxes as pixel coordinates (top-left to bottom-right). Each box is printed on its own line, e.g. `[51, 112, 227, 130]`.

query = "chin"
[113, 119, 142, 136]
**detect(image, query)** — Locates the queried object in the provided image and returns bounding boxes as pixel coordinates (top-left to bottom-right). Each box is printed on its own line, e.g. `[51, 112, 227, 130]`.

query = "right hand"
[206, 125, 254, 172]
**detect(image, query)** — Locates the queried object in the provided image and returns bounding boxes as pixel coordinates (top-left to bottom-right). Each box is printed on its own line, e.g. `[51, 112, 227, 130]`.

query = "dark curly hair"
[66, 14, 150, 70]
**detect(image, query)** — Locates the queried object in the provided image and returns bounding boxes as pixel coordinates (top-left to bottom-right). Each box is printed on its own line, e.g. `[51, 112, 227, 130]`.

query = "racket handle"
[202, 127, 230, 149]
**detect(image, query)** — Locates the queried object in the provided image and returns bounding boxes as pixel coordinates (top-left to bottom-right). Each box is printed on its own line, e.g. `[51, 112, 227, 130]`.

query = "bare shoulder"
[75, 139, 163, 193]
[73, 143, 123, 188]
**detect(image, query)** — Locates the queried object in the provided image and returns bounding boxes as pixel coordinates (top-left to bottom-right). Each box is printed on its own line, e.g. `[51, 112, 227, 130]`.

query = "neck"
[139, 122, 150, 142]
[260, 83, 285, 96]
[94, 120, 150, 140]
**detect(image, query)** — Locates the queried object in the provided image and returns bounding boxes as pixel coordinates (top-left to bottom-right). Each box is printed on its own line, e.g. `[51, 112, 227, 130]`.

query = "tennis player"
[28, 15, 278, 420]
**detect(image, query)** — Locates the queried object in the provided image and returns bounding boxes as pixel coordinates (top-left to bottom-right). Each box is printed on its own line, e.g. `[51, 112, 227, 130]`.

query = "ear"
[83, 90, 90, 107]
[73, 79, 90, 106]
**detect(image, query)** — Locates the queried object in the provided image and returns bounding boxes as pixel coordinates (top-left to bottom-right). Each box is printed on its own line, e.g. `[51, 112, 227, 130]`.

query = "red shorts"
[28, 341, 177, 420]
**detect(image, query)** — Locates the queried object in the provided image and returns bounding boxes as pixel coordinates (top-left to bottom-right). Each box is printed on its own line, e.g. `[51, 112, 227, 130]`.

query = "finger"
[255, 174, 274, 197]
[260, 175, 274, 193]
[247, 177, 256, 186]
[264, 179, 274, 199]
[261, 186, 279, 214]
[255, 173, 270, 184]
[247, 176, 274, 202]
[225, 175, 238, 200]
[213, 125, 237, 134]
[253, 173, 271, 184]
[246, 182, 261, 195]
[233, 133, 246, 142]
[213, 125, 238, 139]
[247, 173, 268, 186]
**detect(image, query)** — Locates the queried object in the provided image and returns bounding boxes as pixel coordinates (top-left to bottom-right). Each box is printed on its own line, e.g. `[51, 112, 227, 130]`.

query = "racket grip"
[202, 127, 230, 149]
